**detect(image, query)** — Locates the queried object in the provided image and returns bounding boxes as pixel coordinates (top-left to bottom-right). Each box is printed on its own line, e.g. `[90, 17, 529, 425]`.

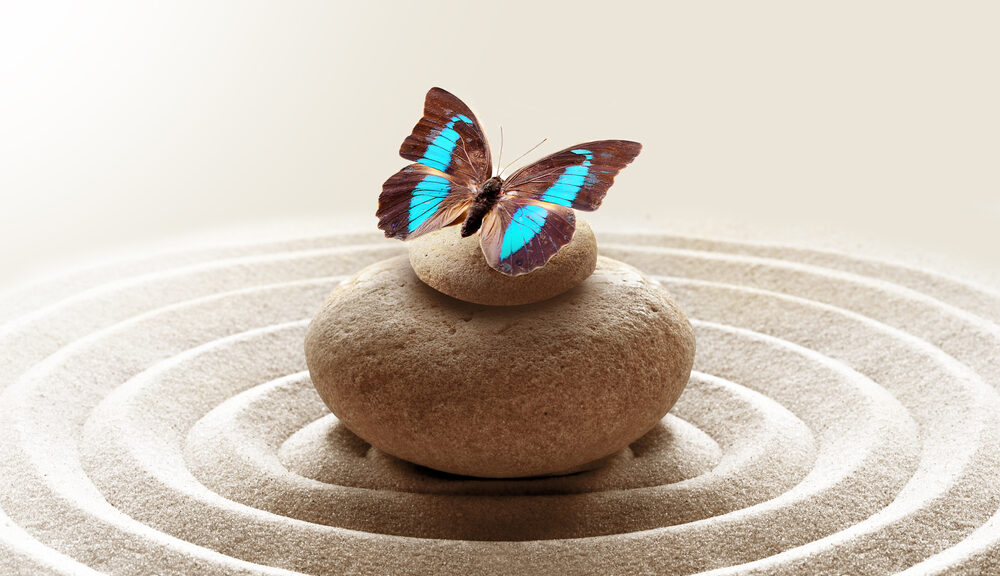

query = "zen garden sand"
[1, 222, 999, 575]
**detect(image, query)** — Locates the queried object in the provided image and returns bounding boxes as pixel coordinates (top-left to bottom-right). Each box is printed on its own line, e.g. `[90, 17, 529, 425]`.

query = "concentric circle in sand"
[1, 231, 998, 574]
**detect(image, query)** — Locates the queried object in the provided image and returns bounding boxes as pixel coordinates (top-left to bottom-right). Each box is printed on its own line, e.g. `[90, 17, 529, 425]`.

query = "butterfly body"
[461, 176, 504, 237]
[378, 88, 641, 276]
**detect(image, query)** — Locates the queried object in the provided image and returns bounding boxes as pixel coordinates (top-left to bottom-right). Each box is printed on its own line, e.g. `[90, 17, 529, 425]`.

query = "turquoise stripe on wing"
[417, 115, 473, 173]
[500, 204, 549, 259]
[407, 175, 451, 233]
[540, 149, 593, 207]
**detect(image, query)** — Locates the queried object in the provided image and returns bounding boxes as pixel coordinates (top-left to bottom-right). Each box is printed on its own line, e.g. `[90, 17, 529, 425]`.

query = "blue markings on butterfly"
[407, 174, 451, 233]
[540, 149, 593, 207]
[418, 114, 473, 172]
[500, 204, 549, 259]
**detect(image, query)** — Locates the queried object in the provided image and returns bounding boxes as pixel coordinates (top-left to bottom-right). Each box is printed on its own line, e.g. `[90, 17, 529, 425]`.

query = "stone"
[408, 219, 598, 306]
[304, 255, 695, 478]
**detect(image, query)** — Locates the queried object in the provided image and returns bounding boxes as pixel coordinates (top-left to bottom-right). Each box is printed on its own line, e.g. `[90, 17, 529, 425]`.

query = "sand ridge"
[0, 230, 998, 574]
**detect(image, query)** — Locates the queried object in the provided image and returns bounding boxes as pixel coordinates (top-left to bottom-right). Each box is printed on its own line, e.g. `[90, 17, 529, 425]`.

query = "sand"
[0, 228, 998, 575]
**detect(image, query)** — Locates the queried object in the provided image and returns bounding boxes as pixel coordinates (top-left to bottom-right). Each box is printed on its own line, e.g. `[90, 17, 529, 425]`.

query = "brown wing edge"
[397, 87, 493, 186]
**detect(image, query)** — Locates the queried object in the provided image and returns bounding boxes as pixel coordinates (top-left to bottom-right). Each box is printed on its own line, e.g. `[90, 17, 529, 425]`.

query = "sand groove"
[1, 231, 998, 575]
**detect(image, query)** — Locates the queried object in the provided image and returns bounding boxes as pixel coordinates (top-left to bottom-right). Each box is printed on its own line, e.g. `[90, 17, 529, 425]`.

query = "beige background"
[1, 1, 997, 289]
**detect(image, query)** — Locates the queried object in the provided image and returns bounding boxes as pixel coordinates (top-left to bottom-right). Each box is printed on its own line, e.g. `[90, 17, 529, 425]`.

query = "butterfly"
[377, 87, 641, 276]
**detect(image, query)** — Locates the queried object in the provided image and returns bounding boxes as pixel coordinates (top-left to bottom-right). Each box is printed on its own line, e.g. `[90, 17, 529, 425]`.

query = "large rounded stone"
[408, 219, 597, 306]
[305, 255, 695, 478]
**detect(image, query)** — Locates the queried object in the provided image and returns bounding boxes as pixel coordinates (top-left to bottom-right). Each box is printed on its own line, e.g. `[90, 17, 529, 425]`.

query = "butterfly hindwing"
[377, 163, 476, 240]
[399, 87, 492, 189]
[479, 196, 577, 276]
[502, 140, 641, 211]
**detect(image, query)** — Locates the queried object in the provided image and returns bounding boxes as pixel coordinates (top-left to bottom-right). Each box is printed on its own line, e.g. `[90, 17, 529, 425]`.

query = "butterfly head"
[480, 176, 503, 198]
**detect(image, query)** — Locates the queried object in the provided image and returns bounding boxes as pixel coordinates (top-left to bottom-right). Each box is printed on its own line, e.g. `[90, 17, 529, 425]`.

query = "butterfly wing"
[399, 87, 492, 188]
[377, 163, 476, 240]
[479, 195, 577, 276]
[501, 140, 641, 211]
[378, 88, 492, 240]
[477, 139, 640, 275]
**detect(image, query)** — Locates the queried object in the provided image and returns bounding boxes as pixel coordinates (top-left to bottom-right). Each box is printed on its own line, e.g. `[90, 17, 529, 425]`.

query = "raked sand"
[1, 228, 999, 575]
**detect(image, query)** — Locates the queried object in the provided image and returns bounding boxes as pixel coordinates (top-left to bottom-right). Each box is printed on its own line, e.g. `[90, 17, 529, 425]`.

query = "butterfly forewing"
[479, 196, 577, 276]
[377, 163, 476, 240]
[502, 140, 641, 211]
[399, 87, 492, 189]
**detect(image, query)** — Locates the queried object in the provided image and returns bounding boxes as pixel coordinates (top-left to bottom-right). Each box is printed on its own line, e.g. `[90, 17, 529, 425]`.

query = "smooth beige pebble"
[305, 255, 696, 478]
[407, 219, 597, 306]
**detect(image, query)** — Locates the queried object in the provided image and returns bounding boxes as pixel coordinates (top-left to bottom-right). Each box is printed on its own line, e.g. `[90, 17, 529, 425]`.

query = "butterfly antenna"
[499, 137, 547, 177]
[495, 125, 504, 177]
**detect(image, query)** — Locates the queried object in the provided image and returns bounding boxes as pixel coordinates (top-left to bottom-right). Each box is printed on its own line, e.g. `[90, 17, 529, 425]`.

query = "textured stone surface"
[408, 219, 598, 305]
[305, 254, 695, 478]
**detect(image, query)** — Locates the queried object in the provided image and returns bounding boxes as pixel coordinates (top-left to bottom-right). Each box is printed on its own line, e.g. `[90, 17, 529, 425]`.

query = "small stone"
[305, 255, 695, 478]
[408, 219, 598, 305]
